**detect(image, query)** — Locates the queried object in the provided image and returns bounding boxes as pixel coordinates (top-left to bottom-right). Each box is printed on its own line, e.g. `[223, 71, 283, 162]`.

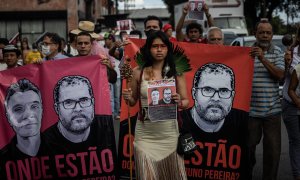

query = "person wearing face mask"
[143, 15, 163, 38]
[24, 43, 42, 65]
[41, 32, 68, 61]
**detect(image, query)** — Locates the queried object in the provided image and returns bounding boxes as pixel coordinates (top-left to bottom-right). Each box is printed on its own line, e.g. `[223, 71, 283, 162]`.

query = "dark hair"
[119, 31, 128, 39]
[32, 42, 38, 49]
[254, 18, 272, 33]
[141, 31, 176, 78]
[43, 32, 62, 52]
[130, 30, 142, 39]
[21, 37, 30, 50]
[0, 38, 9, 46]
[5, 79, 42, 113]
[186, 22, 203, 35]
[193, 63, 235, 90]
[143, 15, 163, 30]
[53, 75, 94, 105]
[77, 31, 93, 43]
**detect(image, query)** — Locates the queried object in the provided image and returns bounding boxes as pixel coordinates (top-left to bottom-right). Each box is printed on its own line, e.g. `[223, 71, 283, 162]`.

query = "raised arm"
[176, 3, 189, 42]
[203, 4, 214, 27]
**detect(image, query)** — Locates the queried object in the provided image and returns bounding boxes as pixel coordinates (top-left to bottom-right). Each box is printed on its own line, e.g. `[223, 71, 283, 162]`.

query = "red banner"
[0, 56, 117, 179]
[118, 39, 253, 179]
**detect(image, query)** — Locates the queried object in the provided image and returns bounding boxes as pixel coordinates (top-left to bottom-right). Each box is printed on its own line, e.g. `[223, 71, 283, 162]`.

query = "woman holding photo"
[122, 31, 189, 179]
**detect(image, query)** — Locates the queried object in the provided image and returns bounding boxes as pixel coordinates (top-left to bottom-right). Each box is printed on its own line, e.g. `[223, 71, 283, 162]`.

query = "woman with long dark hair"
[122, 31, 189, 179]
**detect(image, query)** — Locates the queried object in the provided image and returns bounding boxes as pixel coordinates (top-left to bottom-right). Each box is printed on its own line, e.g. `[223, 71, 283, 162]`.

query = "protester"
[122, 31, 189, 179]
[285, 26, 300, 180]
[42, 32, 68, 60]
[64, 31, 78, 56]
[2, 45, 22, 70]
[175, 3, 213, 43]
[24, 43, 42, 64]
[162, 23, 176, 42]
[207, 26, 224, 45]
[248, 19, 285, 180]
[21, 37, 31, 61]
[0, 38, 9, 70]
[76, 31, 117, 84]
[143, 15, 163, 37]
[104, 32, 121, 119]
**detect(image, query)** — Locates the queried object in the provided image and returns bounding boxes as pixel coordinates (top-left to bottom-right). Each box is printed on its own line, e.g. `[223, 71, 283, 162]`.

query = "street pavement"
[253, 119, 293, 180]
[113, 118, 294, 179]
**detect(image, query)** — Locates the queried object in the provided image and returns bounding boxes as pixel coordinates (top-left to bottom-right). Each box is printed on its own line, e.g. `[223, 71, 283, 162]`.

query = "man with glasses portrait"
[181, 63, 249, 179]
[43, 75, 118, 178]
[190, 63, 235, 133]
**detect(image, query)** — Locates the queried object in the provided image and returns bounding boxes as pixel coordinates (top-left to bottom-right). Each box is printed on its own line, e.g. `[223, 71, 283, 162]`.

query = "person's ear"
[54, 103, 59, 114]
[231, 90, 235, 99]
[192, 88, 196, 100]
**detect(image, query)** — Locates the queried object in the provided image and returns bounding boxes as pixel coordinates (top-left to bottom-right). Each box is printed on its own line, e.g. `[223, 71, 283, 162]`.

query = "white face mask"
[41, 45, 51, 56]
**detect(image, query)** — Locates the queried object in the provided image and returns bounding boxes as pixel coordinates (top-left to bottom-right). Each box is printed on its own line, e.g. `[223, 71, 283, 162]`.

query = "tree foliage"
[162, 0, 187, 26]
[244, 0, 300, 34]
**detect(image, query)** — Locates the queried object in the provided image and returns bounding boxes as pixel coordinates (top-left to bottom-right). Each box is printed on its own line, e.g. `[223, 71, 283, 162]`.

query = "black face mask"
[145, 29, 158, 38]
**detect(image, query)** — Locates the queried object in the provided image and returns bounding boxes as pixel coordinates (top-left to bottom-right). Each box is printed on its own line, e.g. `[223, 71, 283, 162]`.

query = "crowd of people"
[1, 2, 300, 179]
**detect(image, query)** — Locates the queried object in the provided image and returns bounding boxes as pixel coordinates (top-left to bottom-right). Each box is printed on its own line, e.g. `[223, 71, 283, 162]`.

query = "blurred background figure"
[0, 38, 9, 71]
[162, 23, 176, 42]
[24, 43, 42, 65]
[64, 31, 78, 57]
[21, 37, 31, 61]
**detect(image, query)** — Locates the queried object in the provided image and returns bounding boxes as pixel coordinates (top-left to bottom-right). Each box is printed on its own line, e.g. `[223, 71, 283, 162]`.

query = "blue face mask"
[41, 45, 51, 56]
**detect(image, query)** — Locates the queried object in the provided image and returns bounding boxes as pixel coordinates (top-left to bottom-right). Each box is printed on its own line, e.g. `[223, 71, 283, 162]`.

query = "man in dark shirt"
[181, 63, 248, 179]
[43, 75, 117, 179]
[0, 79, 53, 179]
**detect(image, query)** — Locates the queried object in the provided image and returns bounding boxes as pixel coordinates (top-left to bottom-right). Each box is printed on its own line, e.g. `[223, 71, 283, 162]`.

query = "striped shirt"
[250, 44, 284, 117]
[283, 45, 300, 103]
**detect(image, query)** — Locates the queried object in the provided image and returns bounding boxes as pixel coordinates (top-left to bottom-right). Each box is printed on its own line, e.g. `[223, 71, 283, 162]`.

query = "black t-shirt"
[42, 115, 118, 179]
[0, 135, 55, 179]
[181, 108, 249, 180]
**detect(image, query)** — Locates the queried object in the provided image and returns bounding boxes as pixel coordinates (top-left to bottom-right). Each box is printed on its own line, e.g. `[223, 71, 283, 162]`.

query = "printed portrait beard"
[61, 113, 93, 134]
[257, 40, 271, 48]
[198, 103, 231, 125]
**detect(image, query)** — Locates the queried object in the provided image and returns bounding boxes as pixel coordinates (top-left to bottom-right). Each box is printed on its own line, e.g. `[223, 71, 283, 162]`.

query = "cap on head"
[71, 21, 100, 39]
[3, 45, 21, 56]
[162, 23, 172, 32]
